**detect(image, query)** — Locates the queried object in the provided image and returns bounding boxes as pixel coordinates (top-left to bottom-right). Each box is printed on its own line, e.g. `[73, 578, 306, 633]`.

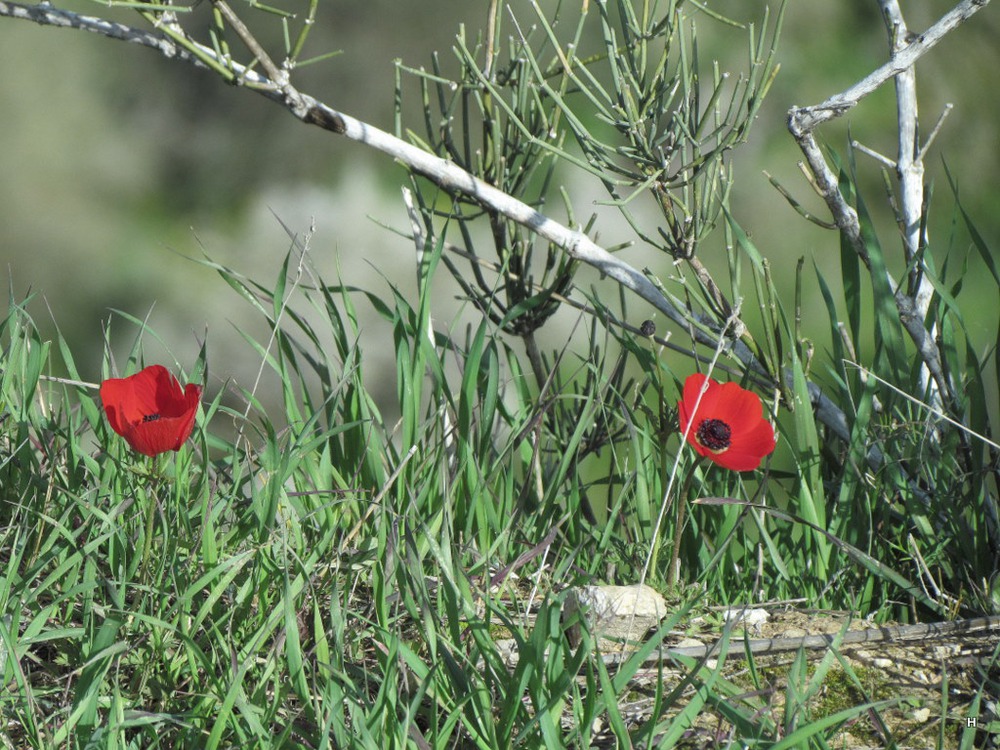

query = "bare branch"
[882, 0, 927, 281]
[792, 131, 868, 264]
[0, 1, 693, 329]
[788, 0, 991, 134]
[0, 0, 916, 482]
[782, 0, 999, 552]
[785, 0, 991, 421]
[0, 1, 199, 61]
[880, 0, 945, 416]
[917, 103, 954, 163]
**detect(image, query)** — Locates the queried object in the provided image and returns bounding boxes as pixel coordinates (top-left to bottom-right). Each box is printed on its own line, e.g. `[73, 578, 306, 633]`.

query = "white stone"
[721, 607, 770, 634]
[564, 584, 668, 647]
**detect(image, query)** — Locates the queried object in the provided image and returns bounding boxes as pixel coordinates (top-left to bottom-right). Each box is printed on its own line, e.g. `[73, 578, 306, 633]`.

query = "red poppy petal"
[124, 419, 179, 457]
[744, 419, 777, 453]
[180, 382, 202, 413]
[100, 365, 201, 456]
[678, 373, 776, 471]
[710, 381, 757, 421]
[708, 446, 764, 471]
[687, 434, 718, 461]
[124, 412, 200, 457]
[173, 390, 200, 447]
[741, 392, 770, 424]
[679, 374, 715, 431]
[149, 366, 182, 408]
[718, 423, 776, 471]
[682, 373, 708, 401]
[716, 386, 756, 419]
[100, 378, 137, 436]
[683, 374, 718, 412]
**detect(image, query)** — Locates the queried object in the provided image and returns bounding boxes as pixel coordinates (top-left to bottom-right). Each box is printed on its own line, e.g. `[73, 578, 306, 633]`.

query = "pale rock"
[564, 584, 667, 648]
[721, 607, 770, 635]
[675, 637, 704, 650]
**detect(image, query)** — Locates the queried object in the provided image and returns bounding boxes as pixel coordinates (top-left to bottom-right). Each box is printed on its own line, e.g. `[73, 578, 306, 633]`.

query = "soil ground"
[594, 607, 1000, 748]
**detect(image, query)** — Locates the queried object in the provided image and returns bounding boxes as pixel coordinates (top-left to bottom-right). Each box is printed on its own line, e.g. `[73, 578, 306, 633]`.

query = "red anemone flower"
[677, 373, 776, 471]
[100, 365, 201, 457]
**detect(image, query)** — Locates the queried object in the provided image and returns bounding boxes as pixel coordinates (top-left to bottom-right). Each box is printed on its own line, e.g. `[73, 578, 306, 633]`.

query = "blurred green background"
[1, 0, 997, 401]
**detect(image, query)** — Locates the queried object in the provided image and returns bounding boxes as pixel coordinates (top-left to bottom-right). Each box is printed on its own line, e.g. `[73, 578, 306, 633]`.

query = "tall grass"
[0, 0, 998, 744]
[1, 204, 998, 747]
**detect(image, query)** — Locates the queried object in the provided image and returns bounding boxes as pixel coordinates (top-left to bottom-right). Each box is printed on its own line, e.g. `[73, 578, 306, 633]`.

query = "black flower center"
[142, 413, 162, 423]
[696, 418, 731, 451]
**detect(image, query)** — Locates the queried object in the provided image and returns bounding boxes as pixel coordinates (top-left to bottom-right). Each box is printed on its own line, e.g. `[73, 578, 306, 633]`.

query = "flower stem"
[667, 459, 701, 587]
[140, 456, 163, 573]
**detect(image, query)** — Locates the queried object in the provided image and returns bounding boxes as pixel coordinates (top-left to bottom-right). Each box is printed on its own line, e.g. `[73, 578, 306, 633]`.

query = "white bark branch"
[0, 1, 707, 340]
[786, 0, 991, 417]
[788, 0, 991, 134]
[880, 0, 941, 411]
[0, 1, 194, 57]
[786, 0, 999, 552]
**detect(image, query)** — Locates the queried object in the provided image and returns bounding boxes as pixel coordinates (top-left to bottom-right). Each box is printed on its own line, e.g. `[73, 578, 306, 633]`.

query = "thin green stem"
[140, 455, 163, 573]
[665, 457, 702, 587]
